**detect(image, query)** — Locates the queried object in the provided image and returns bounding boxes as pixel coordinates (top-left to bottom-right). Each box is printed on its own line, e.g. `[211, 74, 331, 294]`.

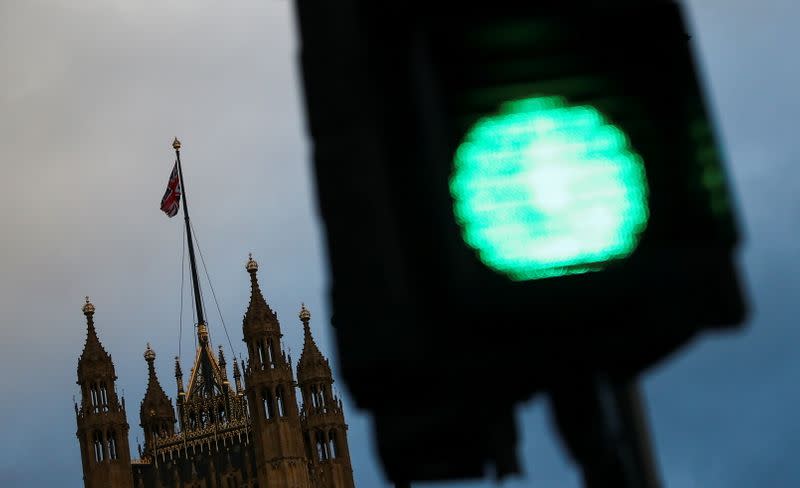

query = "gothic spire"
[218, 344, 227, 369]
[297, 304, 332, 383]
[243, 254, 280, 336]
[140, 344, 173, 418]
[139, 344, 176, 450]
[77, 296, 115, 381]
[175, 355, 184, 394]
[232, 356, 243, 394]
[184, 336, 228, 400]
[74, 297, 134, 488]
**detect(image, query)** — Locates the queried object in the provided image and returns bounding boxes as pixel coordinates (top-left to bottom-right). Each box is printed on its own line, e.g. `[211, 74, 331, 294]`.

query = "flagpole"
[172, 137, 207, 335]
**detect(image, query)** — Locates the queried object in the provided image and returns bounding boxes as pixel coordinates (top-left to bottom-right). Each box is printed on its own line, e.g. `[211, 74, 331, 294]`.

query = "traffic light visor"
[450, 96, 650, 281]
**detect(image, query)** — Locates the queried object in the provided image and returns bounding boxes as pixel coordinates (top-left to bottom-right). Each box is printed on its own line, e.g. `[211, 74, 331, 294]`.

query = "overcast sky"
[1, 1, 798, 487]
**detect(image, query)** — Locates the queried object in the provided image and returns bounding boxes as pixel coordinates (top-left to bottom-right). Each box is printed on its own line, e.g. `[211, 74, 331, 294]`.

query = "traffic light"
[449, 95, 651, 281]
[295, 0, 747, 482]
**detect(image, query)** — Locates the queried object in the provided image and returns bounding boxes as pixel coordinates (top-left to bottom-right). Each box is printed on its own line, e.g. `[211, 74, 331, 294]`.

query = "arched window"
[93, 431, 105, 463]
[276, 386, 286, 417]
[257, 340, 266, 370]
[266, 339, 276, 368]
[90, 384, 100, 411]
[108, 430, 118, 460]
[304, 431, 314, 460]
[99, 382, 109, 411]
[328, 429, 338, 459]
[263, 389, 275, 420]
[311, 385, 325, 412]
[316, 430, 328, 461]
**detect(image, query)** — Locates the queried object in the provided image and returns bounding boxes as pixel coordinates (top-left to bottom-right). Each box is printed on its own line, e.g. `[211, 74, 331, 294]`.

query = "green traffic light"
[450, 96, 650, 281]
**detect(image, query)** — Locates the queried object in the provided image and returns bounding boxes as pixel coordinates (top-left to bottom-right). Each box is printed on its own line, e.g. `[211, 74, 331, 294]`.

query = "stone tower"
[242, 255, 311, 488]
[75, 254, 357, 487]
[75, 297, 134, 488]
[297, 305, 355, 488]
[138, 344, 176, 456]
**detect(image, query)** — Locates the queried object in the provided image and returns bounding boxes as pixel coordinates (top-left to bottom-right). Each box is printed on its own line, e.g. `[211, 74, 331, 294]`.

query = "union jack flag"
[160, 161, 181, 218]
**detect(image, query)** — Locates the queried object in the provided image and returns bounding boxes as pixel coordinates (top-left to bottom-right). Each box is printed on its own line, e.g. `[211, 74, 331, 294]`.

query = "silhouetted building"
[74, 255, 356, 488]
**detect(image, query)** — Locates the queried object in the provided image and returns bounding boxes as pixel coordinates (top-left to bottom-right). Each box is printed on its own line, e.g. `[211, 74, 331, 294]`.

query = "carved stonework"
[75, 298, 134, 488]
[74, 256, 356, 488]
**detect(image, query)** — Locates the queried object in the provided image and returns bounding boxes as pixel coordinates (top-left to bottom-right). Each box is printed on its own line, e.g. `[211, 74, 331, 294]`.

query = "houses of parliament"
[73, 254, 356, 488]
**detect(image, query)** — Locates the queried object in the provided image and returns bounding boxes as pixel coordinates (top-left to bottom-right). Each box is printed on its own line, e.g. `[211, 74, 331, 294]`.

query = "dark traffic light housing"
[296, 0, 747, 482]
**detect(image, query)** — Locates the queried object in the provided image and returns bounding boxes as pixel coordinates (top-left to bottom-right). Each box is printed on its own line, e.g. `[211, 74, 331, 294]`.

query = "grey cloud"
[1, 1, 799, 487]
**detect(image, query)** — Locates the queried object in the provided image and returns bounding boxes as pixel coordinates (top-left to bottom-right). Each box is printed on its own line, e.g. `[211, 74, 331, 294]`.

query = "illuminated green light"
[450, 95, 649, 281]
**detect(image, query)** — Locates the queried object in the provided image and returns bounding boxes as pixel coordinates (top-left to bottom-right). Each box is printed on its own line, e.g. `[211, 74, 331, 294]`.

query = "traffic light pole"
[550, 374, 662, 488]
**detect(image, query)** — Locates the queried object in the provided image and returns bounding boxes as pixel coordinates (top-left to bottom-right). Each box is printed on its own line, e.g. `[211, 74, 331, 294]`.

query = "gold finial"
[299, 303, 311, 321]
[82, 296, 95, 315]
[172, 137, 181, 150]
[197, 323, 209, 342]
[246, 253, 258, 272]
[144, 342, 156, 361]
